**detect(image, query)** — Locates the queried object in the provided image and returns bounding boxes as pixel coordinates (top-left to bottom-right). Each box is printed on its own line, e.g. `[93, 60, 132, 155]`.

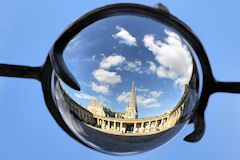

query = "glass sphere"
[52, 15, 201, 155]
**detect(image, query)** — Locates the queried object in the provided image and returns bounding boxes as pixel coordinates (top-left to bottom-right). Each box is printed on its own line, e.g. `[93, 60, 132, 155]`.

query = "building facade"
[56, 81, 189, 136]
[87, 81, 138, 119]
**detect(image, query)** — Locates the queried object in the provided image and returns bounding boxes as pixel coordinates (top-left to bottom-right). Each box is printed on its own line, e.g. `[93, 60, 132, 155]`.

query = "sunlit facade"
[56, 81, 188, 135]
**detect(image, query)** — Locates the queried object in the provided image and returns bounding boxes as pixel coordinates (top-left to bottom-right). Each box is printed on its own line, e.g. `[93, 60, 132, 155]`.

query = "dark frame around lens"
[49, 3, 214, 142]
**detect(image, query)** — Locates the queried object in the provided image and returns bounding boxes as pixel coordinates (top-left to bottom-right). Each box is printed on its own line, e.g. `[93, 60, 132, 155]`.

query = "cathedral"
[87, 81, 138, 119]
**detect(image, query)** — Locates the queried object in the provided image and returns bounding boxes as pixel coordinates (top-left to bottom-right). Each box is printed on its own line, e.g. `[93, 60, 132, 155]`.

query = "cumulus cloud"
[116, 91, 132, 103]
[92, 68, 122, 85]
[143, 29, 193, 88]
[74, 92, 110, 106]
[117, 89, 163, 109]
[116, 59, 149, 74]
[91, 82, 110, 95]
[146, 61, 157, 73]
[123, 60, 144, 73]
[74, 92, 96, 101]
[100, 54, 126, 69]
[150, 91, 163, 98]
[112, 26, 137, 46]
[137, 96, 161, 108]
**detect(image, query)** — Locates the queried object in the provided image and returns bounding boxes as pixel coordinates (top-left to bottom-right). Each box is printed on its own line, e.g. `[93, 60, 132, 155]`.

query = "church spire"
[130, 81, 137, 109]
[124, 81, 138, 119]
[131, 81, 136, 94]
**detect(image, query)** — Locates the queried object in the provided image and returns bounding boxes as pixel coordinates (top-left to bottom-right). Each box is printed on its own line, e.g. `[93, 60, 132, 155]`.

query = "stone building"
[87, 99, 124, 118]
[56, 80, 189, 135]
[87, 81, 138, 119]
[87, 100, 106, 117]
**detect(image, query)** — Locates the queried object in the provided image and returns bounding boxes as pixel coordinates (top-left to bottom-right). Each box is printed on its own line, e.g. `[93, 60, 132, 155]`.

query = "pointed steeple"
[132, 81, 135, 92]
[129, 81, 137, 109]
[131, 81, 136, 96]
[124, 81, 138, 119]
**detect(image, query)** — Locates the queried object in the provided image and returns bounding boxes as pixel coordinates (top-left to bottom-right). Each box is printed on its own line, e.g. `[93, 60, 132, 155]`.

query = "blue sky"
[0, 0, 240, 160]
[62, 15, 193, 118]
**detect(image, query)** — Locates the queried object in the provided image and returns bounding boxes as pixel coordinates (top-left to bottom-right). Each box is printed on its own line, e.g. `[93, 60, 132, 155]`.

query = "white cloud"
[137, 97, 161, 108]
[98, 54, 149, 75]
[137, 96, 157, 106]
[115, 66, 123, 71]
[123, 60, 144, 73]
[116, 60, 163, 75]
[65, 36, 86, 53]
[156, 66, 177, 79]
[147, 61, 157, 73]
[92, 68, 122, 85]
[150, 91, 163, 98]
[112, 26, 137, 46]
[116, 91, 131, 104]
[143, 29, 193, 88]
[136, 87, 150, 93]
[91, 82, 110, 95]
[74, 92, 110, 106]
[117, 89, 163, 109]
[74, 92, 96, 101]
[97, 95, 110, 105]
[142, 103, 161, 109]
[100, 54, 126, 69]
[116, 60, 147, 74]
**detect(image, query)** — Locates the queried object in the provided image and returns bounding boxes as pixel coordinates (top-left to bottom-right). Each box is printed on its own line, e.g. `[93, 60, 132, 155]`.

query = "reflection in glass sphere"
[52, 15, 200, 155]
